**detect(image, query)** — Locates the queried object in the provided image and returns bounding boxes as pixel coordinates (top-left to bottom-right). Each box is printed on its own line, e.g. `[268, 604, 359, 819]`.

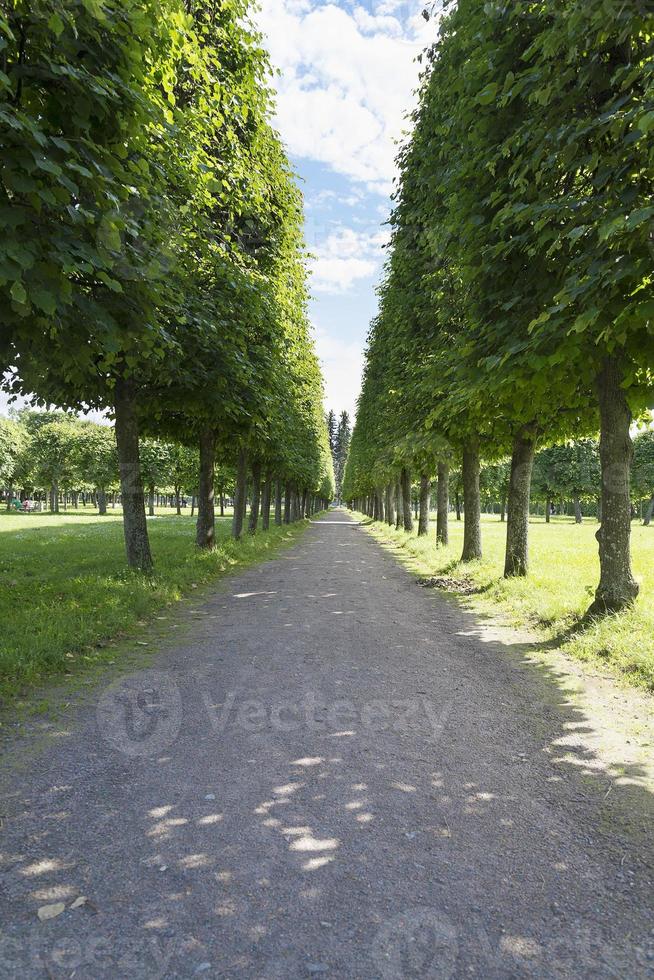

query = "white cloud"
[310, 225, 389, 292]
[314, 325, 364, 420]
[258, 0, 435, 193]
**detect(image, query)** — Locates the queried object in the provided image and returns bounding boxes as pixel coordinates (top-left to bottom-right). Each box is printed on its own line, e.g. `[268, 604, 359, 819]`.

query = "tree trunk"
[643, 494, 654, 527]
[461, 441, 482, 561]
[148, 483, 155, 518]
[455, 492, 461, 521]
[574, 495, 583, 524]
[386, 483, 395, 527]
[97, 488, 107, 516]
[418, 473, 430, 536]
[401, 467, 413, 532]
[196, 426, 216, 549]
[232, 448, 248, 540]
[114, 377, 152, 571]
[395, 477, 403, 530]
[261, 475, 272, 530]
[436, 462, 449, 546]
[504, 428, 537, 578]
[301, 488, 308, 519]
[175, 488, 181, 516]
[545, 496, 551, 524]
[588, 357, 639, 615]
[191, 495, 195, 517]
[275, 479, 283, 525]
[500, 493, 506, 523]
[50, 483, 59, 514]
[284, 482, 291, 524]
[248, 460, 262, 534]
[596, 495, 602, 523]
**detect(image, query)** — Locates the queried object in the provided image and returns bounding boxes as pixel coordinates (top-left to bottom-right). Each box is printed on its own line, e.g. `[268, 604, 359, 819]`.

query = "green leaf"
[636, 111, 654, 135]
[47, 13, 65, 37]
[476, 83, 499, 106]
[10, 280, 26, 304]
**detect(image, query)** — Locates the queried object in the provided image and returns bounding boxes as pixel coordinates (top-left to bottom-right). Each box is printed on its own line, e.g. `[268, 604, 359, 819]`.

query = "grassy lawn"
[0, 509, 303, 701]
[359, 513, 654, 693]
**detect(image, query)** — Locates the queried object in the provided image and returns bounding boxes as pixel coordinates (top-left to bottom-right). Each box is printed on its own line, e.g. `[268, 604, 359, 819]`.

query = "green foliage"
[345, 0, 653, 609]
[632, 430, 654, 499]
[1, 0, 331, 561]
[0, 417, 24, 489]
[533, 441, 601, 503]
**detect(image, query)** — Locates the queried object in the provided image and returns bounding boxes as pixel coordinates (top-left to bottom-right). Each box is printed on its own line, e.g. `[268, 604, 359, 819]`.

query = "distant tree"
[73, 423, 119, 515]
[481, 461, 510, 521]
[139, 439, 172, 517]
[334, 412, 351, 503]
[533, 441, 601, 523]
[30, 417, 80, 512]
[168, 443, 198, 515]
[0, 417, 24, 508]
[326, 411, 337, 456]
[632, 431, 654, 525]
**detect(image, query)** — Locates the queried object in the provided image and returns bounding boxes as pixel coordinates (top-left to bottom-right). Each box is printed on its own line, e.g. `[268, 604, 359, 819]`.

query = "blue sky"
[257, 0, 434, 419]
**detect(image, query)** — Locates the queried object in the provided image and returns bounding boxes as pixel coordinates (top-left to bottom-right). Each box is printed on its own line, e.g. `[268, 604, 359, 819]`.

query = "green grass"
[0, 509, 305, 701]
[359, 512, 654, 692]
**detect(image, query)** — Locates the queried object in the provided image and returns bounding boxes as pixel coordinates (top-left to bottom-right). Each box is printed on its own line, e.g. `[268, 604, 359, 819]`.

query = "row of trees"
[350, 432, 654, 528]
[1, 409, 331, 524]
[0, 410, 196, 514]
[343, 0, 654, 614]
[0, 0, 333, 568]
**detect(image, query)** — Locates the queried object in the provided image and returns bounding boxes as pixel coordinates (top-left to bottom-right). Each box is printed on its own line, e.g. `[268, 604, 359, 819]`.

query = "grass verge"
[356, 512, 654, 693]
[0, 510, 308, 702]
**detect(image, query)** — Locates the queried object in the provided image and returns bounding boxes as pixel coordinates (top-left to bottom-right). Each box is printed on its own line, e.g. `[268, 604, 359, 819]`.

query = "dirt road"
[1, 511, 653, 978]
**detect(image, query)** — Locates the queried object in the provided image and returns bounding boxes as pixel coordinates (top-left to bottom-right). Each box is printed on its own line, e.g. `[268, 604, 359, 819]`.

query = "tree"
[73, 422, 118, 515]
[140, 439, 171, 517]
[0, 416, 24, 508]
[533, 442, 601, 523]
[1, 0, 185, 567]
[633, 431, 654, 525]
[334, 412, 351, 503]
[326, 411, 337, 458]
[29, 416, 80, 512]
[345, 0, 653, 611]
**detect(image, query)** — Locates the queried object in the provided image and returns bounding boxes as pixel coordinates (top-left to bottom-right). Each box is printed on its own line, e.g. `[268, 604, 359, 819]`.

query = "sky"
[0, 0, 435, 423]
[256, 0, 435, 421]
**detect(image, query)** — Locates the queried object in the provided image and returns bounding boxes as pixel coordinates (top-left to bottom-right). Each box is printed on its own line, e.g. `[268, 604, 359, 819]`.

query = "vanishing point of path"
[1, 510, 653, 978]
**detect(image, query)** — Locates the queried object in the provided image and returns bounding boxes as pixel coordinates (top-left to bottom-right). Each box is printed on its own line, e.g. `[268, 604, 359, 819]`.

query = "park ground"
[0, 510, 652, 978]
[359, 512, 654, 693]
[1, 507, 653, 703]
[0, 506, 305, 702]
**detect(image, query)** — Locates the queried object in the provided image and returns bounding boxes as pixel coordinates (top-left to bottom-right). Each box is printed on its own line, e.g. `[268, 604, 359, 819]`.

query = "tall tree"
[334, 411, 351, 503]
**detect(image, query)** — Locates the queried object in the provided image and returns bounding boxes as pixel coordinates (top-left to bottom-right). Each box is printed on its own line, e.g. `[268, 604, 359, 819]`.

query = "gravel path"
[1, 510, 653, 978]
